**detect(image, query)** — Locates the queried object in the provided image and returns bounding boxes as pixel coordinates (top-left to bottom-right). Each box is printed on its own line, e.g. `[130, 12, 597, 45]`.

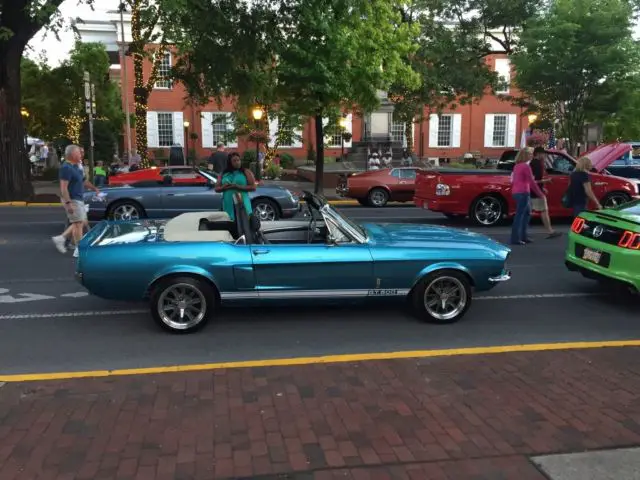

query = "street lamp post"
[183, 120, 190, 165]
[252, 106, 264, 179]
[338, 116, 347, 161]
[20, 107, 29, 153]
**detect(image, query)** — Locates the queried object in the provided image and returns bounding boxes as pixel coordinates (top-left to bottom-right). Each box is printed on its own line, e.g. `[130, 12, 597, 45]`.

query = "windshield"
[322, 204, 367, 242]
[612, 198, 640, 214]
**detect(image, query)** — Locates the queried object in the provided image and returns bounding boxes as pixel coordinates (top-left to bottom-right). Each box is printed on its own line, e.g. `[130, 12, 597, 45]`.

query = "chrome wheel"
[112, 203, 140, 221]
[603, 193, 630, 209]
[423, 276, 468, 321]
[254, 201, 277, 221]
[368, 188, 389, 207]
[473, 196, 502, 226]
[157, 283, 207, 331]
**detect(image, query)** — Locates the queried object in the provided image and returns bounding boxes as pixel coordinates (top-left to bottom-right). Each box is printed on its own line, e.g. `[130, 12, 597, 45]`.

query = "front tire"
[411, 270, 472, 324]
[469, 194, 505, 226]
[601, 192, 631, 209]
[150, 276, 215, 333]
[368, 188, 389, 207]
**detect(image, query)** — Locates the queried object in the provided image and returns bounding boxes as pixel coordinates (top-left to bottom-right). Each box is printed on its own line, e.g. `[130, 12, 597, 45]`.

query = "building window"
[210, 113, 229, 145]
[492, 115, 508, 147]
[391, 121, 405, 144]
[437, 115, 453, 147]
[494, 58, 511, 95]
[157, 113, 174, 147]
[154, 53, 172, 89]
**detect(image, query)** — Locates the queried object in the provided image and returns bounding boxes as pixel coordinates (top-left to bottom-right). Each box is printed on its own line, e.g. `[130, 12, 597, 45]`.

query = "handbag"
[561, 189, 572, 208]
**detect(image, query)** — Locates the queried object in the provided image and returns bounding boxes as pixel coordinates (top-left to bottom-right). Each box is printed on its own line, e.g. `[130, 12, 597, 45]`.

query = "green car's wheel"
[150, 276, 216, 333]
[412, 269, 472, 324]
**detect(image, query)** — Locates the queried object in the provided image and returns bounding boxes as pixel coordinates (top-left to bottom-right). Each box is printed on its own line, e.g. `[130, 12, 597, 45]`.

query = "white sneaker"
[52, 235, 67, 254]
[73, 247, 79, 258]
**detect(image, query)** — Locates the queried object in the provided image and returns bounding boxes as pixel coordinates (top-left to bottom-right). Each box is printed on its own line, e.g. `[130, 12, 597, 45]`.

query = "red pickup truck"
[414, 144, 640, 226]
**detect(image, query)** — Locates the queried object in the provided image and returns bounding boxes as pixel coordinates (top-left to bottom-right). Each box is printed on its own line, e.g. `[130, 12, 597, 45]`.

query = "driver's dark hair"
[223, 152, 242, 174]
[533, 146, 546, 155]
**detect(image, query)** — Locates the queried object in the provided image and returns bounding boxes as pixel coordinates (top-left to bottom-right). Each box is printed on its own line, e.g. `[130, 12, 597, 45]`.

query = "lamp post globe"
[252, 107, 263, 121]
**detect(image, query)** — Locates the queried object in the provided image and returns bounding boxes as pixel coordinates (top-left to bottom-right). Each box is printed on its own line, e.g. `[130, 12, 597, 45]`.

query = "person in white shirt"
[381, 152, 392, 168]
[368, 152, 380, 170]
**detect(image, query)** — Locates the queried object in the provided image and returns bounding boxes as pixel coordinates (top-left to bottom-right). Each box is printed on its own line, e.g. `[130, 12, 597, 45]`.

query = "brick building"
[77, 11, 530, 163]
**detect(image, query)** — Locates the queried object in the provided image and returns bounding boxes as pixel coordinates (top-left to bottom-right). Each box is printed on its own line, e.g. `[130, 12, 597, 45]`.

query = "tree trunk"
[314, 114, 324, 194]
[133, 50, 150, 167]
[405, 121, 414, 154]
[0, 40, 34, 202]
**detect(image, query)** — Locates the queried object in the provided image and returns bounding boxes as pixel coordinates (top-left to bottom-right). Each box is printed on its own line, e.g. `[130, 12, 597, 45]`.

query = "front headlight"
[86, 192, 107, 203]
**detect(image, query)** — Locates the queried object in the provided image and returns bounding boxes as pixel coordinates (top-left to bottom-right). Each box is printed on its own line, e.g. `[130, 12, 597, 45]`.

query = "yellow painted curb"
[0, 201, 28, 206]
[1, 200, 361, 207]
[1, 340, 639, 383]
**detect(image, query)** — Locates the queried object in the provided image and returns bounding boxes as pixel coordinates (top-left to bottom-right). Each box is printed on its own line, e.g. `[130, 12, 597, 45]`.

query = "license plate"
[582, 247, 602, 264]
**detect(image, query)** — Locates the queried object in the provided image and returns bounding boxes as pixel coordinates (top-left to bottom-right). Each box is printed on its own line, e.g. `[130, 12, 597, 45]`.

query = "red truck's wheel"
[469, 194, 506, 226]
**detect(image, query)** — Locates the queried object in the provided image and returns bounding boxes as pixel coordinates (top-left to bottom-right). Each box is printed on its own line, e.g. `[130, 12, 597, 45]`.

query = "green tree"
[511, 0, 637, 154]
[389, 1, 498, 153]
[276, 0, 419, 192]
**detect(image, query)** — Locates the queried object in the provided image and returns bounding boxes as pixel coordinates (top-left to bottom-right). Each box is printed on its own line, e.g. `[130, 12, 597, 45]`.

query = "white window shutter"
[495, 59, 511, 94]
[292, 126, 303, 148]
[146, 111, 159, 148]
[201, 112, 213, 148]
[343, 114, 353, 148]
[452, 114, 462, 148]
[268, 116, 279, 144]
[172, 111, 184, 146]
[226, 113, 238, 148]
[507, 114, 517, 148]
[484, 114, 495, 147]
[428, 114, 438, 148]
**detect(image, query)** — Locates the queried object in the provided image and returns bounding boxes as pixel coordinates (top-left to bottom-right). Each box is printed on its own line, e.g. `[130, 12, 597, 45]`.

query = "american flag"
[548, 126, 557, 148]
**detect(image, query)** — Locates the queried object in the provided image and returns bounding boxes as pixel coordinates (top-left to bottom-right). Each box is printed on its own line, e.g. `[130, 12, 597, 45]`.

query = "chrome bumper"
[488, 270, 511, 283]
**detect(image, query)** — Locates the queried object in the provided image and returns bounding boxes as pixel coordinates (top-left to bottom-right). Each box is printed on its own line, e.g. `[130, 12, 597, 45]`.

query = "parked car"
[414, 143, 639, 226]
[336, 167, 418, 207]
[76, 191, 511, 333]
[108, 165, 208, 186]
[606, 142, 640, 179]
[84, 168, 299, 222]
[566, 199, 640, 293]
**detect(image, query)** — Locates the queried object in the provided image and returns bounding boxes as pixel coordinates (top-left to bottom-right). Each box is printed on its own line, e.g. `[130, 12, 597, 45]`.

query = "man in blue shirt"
[52, 144, 100, 257]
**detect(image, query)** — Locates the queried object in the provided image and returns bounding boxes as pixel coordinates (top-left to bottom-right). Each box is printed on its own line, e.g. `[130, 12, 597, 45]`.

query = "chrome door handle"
[252, 249, 270, 255]
[594, 182, 607, 186]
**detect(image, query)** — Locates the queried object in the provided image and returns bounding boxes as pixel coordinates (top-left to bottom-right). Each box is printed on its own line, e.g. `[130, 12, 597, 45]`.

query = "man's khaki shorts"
[65, 200, 88, 224]
[531, 197, 548, 212]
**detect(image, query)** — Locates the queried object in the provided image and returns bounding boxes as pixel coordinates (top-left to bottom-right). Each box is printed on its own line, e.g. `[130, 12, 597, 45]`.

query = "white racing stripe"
[0, 292, 604, 320]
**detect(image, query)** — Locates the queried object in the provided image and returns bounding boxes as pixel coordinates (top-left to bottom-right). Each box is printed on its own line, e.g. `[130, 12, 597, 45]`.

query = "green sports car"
[566, 200, 640, 293]
[565, 200, 640, 293]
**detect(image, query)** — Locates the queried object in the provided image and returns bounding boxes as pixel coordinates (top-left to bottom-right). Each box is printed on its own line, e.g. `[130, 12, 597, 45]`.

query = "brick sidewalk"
[1, 347, 640, 480]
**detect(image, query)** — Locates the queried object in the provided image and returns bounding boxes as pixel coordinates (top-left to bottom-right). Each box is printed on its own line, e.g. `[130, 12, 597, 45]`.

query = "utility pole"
[84, 71, 96, 183]
[118, 3, 133, 160]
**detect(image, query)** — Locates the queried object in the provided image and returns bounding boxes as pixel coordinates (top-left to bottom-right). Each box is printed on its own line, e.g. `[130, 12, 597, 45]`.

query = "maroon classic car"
[414, 144, 640, 226]
[336, 167, 417, 207]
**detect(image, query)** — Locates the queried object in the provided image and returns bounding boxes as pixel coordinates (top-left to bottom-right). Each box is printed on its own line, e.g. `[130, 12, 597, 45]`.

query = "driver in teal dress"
[215, 152, 257, 220]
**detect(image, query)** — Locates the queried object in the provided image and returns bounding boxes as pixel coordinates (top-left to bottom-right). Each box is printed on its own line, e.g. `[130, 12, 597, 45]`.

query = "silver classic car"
[84, 169, 300, 222]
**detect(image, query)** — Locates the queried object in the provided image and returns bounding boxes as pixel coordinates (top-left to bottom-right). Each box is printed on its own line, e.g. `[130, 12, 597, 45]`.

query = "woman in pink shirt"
[510, 149, 546, 245]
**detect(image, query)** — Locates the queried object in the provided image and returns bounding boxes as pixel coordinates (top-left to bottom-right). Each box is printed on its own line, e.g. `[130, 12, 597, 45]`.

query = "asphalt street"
[0, 205, 638, 376]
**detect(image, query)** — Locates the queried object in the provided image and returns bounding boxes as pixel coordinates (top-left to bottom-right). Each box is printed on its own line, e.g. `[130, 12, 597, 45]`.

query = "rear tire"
[411, 270, 472, 324]
[469, 194, 505, 226]
[149, 276, 216, 333]
[107, 200, 146, 221]
[252, 198, 280, 221]
[601, 192, 631, 209]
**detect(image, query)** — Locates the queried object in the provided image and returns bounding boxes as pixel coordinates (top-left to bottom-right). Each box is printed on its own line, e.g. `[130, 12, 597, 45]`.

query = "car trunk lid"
[588, 143, 632, 172]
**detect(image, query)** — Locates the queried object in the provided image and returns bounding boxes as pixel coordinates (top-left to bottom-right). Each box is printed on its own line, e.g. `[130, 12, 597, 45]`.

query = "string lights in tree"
[63, 115, 83, 143]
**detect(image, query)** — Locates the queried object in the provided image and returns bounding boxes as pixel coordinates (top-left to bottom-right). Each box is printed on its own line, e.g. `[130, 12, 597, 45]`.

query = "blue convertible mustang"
[76, 192, 511, 333]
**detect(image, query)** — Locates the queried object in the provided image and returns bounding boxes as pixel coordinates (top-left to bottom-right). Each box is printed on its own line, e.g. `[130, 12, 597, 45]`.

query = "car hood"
[362, 222, 510, 256]
[589, 143, 632, 172]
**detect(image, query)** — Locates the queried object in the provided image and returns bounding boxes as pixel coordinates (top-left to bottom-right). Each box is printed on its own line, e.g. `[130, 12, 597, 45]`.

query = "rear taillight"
[618, 231, 640, 249]
[571, 217, 585, 234]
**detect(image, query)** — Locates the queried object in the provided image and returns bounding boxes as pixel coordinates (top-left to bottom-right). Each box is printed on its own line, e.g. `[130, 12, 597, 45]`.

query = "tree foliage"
[21, 42, 124, 154]
[511, 0, 637, 153]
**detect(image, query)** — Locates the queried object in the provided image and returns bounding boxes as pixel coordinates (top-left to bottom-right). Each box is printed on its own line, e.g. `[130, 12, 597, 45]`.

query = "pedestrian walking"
[52, 145, 100, 257]
[208, 143, 227, 176]
[530, 147, 561, 239]
[215, 152, 256, 221]
[510, 149, 545, 245]
[567, 156, 602, 217]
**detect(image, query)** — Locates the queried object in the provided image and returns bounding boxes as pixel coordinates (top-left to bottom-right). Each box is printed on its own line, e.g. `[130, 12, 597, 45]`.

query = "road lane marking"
[60, 292, 89, 298]
[1, 340, 639, 383]
[0, 309, 146, 320]
[0, 289, 57, 303]
[475, 292, 603, 300]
